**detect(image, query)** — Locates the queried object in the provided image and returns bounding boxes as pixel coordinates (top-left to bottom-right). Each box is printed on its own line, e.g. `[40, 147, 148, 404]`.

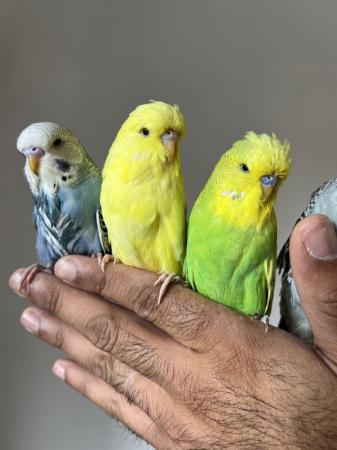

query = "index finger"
[54, 256, 236, 348]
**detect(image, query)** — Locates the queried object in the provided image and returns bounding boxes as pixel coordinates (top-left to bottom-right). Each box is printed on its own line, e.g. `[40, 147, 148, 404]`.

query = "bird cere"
[18, 99, 323, 340]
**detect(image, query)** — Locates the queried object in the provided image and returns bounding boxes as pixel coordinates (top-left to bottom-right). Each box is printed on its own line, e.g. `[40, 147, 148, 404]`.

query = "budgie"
[277, 178, 337, 343]
[17, 122, 106, 287]
[184, 131, 291, 318]
[100, 101, 186, 303]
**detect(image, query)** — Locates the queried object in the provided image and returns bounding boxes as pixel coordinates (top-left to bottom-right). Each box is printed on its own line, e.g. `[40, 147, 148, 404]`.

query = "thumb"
[290, 214, 337, 372]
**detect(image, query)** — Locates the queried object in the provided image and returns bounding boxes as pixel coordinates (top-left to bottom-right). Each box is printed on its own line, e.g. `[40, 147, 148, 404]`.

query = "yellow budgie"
[100, 101, 186, 302]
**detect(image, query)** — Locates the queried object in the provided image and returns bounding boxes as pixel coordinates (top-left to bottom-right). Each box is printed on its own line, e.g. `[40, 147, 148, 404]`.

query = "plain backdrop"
[1, 1, 337, 449]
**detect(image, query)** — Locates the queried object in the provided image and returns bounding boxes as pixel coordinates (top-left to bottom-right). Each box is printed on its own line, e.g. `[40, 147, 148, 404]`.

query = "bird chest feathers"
[101, 151, 185, 273]
[104, 153, 183, 215]
[206, 185, 275, 231]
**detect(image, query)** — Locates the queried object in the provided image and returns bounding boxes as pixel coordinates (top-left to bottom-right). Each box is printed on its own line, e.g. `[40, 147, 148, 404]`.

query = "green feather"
[184, 200, 276, 316]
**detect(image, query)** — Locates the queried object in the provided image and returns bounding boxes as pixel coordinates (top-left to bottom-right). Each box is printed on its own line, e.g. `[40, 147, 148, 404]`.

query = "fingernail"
[55, 257, 77, 281]
[303, 220, 337, 260]
[9, 270, 26, 295]
[52, 362, 65, 381]
[20, 310, 41, 334]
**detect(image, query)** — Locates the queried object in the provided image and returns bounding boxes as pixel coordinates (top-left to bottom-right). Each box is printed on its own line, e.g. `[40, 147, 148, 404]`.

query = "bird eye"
[240, 163, 249, 173]
[140, 128, 150, 136]
[53, 138, 62, 146]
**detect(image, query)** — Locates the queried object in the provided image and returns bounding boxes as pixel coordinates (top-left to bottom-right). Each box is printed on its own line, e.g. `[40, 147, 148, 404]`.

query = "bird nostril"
[32, 147, 37, 152]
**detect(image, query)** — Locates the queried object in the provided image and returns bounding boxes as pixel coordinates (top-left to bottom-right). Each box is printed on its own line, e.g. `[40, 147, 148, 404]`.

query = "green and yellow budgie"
[184, 132, 291, 318]
[100, 101, 186, 302]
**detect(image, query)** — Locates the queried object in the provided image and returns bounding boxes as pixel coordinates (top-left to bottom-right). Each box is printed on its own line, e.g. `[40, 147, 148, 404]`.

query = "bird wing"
[33, 205, 68, 260]
[96, 209, 111, 255]
[34, 190, 87, 266]
[264, 256, 276, 316]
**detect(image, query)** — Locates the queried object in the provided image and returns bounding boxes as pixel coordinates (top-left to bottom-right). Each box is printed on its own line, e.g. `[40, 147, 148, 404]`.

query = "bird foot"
[263, 315, 270, 333]
[99, 254, 119, 272]
[94, 252, 103, 266]
[154, 273, 187, 305]
[19, 263, 52, 292]
[252, 313, 270, 333]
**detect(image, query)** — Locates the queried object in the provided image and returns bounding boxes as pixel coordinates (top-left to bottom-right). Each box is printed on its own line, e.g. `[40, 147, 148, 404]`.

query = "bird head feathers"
[106, 101, 185, 172]
[206, 131, 291, 228]
[17, 122, 96, 195]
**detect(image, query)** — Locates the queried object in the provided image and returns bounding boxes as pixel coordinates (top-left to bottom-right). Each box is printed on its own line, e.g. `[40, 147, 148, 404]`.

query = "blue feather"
[33, 173, 102, 269]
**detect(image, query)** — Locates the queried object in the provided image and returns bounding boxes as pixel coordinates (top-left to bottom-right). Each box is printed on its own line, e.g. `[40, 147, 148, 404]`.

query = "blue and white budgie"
[277, 178, 337, 343]
[17, 122, 107, 287]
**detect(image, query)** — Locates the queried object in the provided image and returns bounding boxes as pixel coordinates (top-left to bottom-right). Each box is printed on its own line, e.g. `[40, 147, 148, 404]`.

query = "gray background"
[1, 1, 337, 449]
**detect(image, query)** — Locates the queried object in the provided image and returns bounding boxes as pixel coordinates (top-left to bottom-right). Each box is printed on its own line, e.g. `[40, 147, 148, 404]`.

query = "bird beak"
[22, 147, 46, 174]
[162, 130, 178, 161]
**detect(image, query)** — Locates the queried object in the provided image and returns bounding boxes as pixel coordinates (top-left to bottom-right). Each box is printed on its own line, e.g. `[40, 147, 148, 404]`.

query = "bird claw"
[252, 313, 270, 333]
[154, 273, 187, 305]
[19, 263, 52, 292]
[99, 254, 119, 272]
[263, 315, 270, 333]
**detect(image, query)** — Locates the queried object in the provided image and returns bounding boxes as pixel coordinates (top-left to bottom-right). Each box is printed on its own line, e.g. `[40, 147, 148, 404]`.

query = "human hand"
[9, 215, 337, 449]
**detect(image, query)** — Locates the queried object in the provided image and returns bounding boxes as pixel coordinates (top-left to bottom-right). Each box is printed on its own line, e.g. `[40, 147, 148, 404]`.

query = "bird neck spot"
[55, 159, 71, 172]
[61, 174, 73, 183]
[221, 191, 245, 200]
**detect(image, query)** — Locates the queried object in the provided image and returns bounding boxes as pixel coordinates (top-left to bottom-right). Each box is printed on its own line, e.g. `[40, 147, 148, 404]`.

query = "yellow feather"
[101, 101, 186, 275]
[205, 131, 291, 230]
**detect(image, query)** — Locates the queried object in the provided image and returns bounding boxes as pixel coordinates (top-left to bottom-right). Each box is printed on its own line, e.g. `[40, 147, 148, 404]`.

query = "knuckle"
[97, 271, 108, 297]
[90, 352, 114, 384]
[104, 398, 121, 421]
[127, 342, 158, 375]
[78, 378, 90, 400]
[126, 340, 177, 387]
[52, 328, 66, 350]
[155, 409, 185, 442]
[44, 285, 61, 315]
[98, 269, 123, 300]
[132, 284, 161, 321]
[86, 314, 120, 353]
[126, 383, 149, 412]
[169, 301, 212, 345]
